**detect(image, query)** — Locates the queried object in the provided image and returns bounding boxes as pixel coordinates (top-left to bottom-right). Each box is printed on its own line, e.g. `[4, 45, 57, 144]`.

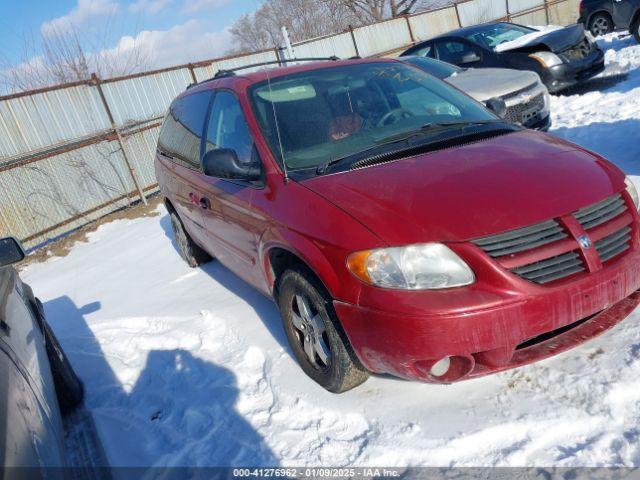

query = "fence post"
[505, 0, 511, 21]
[187, 63, 197, 83]
[274, 46, 283, 66]
[404, 14, 415, 43]
[454, 3, 462, 27]
[544, 0, 550, 24]
[90, 73, 147, 206]
[348, 25, 360, 57]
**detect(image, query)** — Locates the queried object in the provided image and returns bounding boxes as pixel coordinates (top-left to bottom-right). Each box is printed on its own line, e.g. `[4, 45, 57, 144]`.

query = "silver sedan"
[402, 55, 551, 131]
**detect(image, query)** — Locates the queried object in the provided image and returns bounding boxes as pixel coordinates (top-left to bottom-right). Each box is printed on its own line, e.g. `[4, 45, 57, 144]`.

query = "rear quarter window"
[158, 91, 212, 169]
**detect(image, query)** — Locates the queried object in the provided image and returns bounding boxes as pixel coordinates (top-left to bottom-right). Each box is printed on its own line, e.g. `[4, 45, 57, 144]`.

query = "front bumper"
[529, 112, 551, 131]
[334, 241, 640, 383]
[544, 48, 606, 93]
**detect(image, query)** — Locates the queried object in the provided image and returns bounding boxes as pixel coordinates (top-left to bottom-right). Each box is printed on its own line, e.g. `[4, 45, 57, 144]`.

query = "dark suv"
[155, 58, 640, 393]
[579, 0, 640, 40]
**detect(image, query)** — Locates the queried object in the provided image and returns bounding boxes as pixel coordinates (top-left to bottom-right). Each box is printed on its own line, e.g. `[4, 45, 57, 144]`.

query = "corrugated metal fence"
[0, 0, 579, 248]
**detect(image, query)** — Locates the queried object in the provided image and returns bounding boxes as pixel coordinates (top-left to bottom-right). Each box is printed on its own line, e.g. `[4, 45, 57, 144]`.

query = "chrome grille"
[511, 250, 585, 284]
[574, 194, 627, 230]
[595, 226, 632, 263]
[503, 93, 545, 125]
[473, 219, 568, 257]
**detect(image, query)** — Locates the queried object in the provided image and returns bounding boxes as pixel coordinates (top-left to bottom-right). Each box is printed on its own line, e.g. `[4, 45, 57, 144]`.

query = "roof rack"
[214, 56, 340, 78]
[186, 56, 340, 89]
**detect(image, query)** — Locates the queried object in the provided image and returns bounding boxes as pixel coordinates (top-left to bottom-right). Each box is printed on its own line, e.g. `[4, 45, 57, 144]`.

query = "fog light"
[430, 356, 451, 377]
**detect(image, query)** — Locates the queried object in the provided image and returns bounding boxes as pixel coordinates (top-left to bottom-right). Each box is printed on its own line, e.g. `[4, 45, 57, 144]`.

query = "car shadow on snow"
[43, 296, 279, 471]
[158, 214, 294, 360]
[551, 118, 640, 177]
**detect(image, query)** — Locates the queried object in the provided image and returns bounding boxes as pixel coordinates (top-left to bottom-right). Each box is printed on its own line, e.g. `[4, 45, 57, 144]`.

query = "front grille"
[503, 93, 545, 125]
[510, 250, 585, 284]
[574, 194, 627, 230]
[595, 226, 632, 263]
[472, 219, 567, 258]
[473, 192, 635, 285]
[561, 38, 592, 61]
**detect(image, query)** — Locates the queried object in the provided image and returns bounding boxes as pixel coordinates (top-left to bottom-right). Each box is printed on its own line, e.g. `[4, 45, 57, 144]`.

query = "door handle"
[199, 197, 211, 210]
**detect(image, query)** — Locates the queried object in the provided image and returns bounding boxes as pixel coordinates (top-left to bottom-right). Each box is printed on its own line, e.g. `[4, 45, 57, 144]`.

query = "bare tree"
[0, 21, 149, 94]
[228, 0, 459, 53]
[228, 0, 361, 53]
[331, 0, 421, 22]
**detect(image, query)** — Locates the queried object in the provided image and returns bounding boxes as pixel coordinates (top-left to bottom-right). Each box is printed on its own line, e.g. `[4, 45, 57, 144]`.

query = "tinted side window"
[412, 44, 434, 58]
[158, 91, 211, 169]
[436, 41, 480, 64]
[204, 91, 254, 165]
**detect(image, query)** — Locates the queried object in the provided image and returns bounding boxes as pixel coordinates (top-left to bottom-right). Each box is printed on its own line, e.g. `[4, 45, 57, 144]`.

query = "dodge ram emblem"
[578, 235, 592, 249]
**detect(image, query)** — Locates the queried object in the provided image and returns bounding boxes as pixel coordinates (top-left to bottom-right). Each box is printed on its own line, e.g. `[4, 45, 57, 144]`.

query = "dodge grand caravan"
[155, 58, 640, 392]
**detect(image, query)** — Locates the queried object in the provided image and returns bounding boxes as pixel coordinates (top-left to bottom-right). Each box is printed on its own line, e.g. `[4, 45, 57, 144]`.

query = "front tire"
[277, 268, 369, 393]
[589, 13, 613, 37]
[169, 210, 211, 267]
[43, 320, 84, 414]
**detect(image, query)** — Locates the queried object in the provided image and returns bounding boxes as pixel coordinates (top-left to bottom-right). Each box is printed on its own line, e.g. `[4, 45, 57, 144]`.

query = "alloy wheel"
[290, 294, 331, 369]
[591, 16, 610, 36]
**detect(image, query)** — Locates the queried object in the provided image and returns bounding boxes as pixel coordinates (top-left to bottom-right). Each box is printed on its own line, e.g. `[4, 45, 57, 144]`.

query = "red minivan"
[155, 58, 640, 392]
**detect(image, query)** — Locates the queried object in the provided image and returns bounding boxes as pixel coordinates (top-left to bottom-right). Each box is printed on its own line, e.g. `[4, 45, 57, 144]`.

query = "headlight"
[529, 51, 563, 68]
[625, 176, 639, 211]
[346, 243, 475, 290]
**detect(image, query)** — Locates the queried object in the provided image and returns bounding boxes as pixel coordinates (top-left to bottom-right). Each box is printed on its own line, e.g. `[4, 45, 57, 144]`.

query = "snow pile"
[552, 33, 640, 188]
[21, 33, 640, 468]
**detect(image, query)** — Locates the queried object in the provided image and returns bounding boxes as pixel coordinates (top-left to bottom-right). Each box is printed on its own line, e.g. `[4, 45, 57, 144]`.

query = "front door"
[199, 90, 264, 288]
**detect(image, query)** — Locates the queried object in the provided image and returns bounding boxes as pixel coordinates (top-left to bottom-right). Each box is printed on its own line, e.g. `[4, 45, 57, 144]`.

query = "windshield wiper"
[315, 120, 505, 175]
[375, 120, 501, 144]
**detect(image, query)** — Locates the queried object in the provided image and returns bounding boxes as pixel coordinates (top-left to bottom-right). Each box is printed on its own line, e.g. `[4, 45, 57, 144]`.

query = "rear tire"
[633, 18, 640, 43]
[589, 13, 613, 37]
[277, 267, 369, 393]
[169, 210, 211, 267]
[43, 320, 84, 414]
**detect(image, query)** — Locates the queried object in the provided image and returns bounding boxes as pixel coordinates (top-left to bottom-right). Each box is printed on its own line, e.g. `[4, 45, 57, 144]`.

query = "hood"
[302, 129, 624, 245]
[446, 68, 540, 102]
[495, 24, 585, 54]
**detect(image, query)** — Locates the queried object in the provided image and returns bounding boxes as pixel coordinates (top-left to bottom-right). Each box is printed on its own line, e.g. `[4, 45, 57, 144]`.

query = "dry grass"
[20, 195, 164, 269]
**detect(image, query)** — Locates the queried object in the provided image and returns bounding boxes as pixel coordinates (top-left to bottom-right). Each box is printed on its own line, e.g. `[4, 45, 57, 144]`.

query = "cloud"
[128, 0, 172, 14]
[41, 0, 119, 36]
[182, 0, 233, 14]
[102, 19, 233, 70]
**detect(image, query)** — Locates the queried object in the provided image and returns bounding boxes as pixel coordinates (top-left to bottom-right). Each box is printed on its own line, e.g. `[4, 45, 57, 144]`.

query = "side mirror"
[485, 97, 507, 118]
[0, 237, 25, 267]
[461, 52, 481, 64]
[202, 148, 261, 181]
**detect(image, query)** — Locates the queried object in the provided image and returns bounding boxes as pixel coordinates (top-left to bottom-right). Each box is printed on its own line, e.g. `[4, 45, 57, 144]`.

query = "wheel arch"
[264, 243, 340, 304]
[164, 196, 176, 214]
[631, 7, 640, 30]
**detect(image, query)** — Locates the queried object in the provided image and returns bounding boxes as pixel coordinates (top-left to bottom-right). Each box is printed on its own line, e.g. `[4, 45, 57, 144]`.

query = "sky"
[0, 0, 261, 76]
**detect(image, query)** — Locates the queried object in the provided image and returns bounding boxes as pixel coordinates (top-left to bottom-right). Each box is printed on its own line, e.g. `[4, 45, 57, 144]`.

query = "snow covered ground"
[21, 33, 640, 469]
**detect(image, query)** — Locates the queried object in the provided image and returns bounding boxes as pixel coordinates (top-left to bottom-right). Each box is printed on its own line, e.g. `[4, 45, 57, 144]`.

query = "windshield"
[249, 62, 496, 172]
[466, 23, 535, 49]
[402, 56, 462, 79]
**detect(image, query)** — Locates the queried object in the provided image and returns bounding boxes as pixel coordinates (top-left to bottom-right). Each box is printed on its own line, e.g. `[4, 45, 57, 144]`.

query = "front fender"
[260, 231, 344, 300]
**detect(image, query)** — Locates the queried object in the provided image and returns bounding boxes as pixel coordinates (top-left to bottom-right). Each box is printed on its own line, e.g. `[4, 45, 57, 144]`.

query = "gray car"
[402, 55, 551, 131]
[0, 237, 83, 476]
